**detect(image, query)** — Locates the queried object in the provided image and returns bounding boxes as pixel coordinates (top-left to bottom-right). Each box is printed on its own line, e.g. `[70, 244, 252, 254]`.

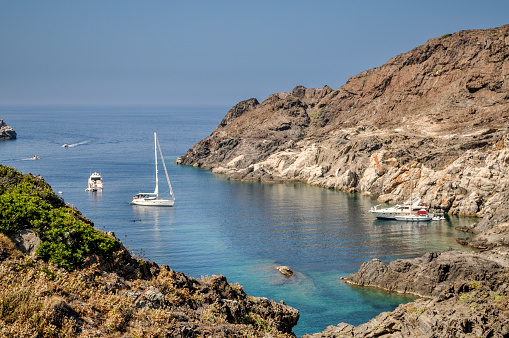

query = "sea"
[0, 105, 476, 336]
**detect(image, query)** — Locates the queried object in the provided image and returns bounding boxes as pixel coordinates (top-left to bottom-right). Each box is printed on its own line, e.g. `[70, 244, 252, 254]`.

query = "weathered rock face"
[345, 250, 509, 298]
[178, 25, 509, 225]
[0, 119, 16, 140]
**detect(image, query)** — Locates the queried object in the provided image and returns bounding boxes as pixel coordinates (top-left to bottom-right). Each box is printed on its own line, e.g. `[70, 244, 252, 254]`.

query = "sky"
[1, 1, 508, 106]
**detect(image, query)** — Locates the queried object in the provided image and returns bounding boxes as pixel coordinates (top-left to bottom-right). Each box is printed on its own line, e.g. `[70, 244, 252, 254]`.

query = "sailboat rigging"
[130, 132, 175, 207]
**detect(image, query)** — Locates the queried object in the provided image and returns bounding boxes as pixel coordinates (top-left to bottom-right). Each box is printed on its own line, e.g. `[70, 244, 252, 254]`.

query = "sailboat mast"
[156, 135, 175, 200]
[154, 132, 159, 197]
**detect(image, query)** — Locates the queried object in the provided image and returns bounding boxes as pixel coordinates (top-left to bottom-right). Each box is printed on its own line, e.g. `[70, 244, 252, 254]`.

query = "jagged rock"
[219, 98, 259, 127]
[345, 250, 508, 298]
[133, 286, 165, 309]
[0, 119, 16, 140]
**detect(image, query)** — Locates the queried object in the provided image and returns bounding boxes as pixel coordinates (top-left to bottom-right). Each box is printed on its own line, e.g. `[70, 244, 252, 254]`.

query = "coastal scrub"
[0, 165, 119, 271]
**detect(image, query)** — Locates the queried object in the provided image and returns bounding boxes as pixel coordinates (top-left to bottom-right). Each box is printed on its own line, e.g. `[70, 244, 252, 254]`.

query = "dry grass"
[0, 253, 297, 337]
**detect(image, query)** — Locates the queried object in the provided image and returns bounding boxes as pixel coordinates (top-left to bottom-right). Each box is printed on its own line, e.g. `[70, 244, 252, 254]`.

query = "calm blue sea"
[0, 105, 475, 336]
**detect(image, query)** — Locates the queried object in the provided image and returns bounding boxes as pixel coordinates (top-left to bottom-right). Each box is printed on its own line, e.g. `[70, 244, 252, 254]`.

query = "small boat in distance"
[86, 172, 103, 191]
[31, 155, 39, 160]
[130, 132, 175, 207]
[62, 143, 68, 148]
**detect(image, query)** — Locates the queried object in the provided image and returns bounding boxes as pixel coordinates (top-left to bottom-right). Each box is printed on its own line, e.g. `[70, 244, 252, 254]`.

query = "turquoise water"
[0, 105, 475, 336]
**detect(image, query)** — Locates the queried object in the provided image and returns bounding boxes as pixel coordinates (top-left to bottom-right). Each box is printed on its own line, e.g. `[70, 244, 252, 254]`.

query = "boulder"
[276, 265, 294, 277]
[10, 229, 41, 256]
[133, 286, 165, 309]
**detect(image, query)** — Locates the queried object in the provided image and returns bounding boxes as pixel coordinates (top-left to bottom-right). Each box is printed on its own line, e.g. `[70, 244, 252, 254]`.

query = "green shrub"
[0, 192, 51, 232]
[0, 165, 120, 271]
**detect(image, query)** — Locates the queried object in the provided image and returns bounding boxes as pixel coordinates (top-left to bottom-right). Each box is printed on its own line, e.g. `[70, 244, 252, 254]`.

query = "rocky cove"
[177, 25, 509, 336]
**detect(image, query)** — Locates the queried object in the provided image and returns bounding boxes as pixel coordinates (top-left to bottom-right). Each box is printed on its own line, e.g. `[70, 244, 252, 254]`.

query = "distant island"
[179, 25, 509, 336]
[0, 119, 16, 140]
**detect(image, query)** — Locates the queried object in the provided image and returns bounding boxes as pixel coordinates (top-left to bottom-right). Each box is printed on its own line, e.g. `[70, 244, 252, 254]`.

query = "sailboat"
[130, 132, 175, 207]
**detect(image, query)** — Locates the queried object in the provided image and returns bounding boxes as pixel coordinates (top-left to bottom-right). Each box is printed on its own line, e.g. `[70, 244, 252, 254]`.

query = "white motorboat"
[370, 197, 429, 219]
[86, 172, 103, 191]
[130, 132, 175, 207]
[371, 170, 434, 220]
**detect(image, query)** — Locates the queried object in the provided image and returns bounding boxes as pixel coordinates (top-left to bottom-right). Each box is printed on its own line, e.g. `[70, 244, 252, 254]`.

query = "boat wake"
[20, 156, 39, 161]
[63, 140, 90, 148]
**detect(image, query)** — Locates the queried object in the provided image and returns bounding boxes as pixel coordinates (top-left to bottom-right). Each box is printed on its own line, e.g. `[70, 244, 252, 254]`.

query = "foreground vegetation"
[0, 165, 299, 337]
[0, 165, 119, 271]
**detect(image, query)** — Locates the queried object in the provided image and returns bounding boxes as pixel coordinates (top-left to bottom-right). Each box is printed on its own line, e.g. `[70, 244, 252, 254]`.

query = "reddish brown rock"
[178, 25, 509, 221]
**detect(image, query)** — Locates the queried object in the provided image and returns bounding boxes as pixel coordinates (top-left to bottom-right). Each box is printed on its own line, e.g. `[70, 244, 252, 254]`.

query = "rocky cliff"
[177, 25, 509, 337]
[0, 119, 16, 140]
[178, 25, 509, 226]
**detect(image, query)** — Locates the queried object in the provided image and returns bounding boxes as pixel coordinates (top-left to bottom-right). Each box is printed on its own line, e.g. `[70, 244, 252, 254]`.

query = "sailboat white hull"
[131, 198, 174, 207]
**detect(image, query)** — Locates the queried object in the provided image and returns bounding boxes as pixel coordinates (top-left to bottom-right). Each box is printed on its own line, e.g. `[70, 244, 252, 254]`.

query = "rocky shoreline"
[0, 119, 16, 140]
[178, 25, 509, 337]
[302, 239, 509, 337]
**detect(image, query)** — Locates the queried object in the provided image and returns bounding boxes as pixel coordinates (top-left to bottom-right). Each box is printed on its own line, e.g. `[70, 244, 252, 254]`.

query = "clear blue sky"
[1, 1, 508, 106]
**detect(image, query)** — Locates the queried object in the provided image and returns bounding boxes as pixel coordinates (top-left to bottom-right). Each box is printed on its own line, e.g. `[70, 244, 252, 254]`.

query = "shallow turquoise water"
[0, 105, 475, 336]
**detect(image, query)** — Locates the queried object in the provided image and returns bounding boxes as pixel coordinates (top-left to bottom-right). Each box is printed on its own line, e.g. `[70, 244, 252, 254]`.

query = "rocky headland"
[178, 25, 509, 336]
[178, 25, 509, 220]
[0, 119, 16, 140]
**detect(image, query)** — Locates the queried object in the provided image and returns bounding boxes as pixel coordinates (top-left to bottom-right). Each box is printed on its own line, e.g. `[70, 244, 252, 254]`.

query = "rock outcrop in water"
[0, 119, 16, 140]
[302, 244, 509, 337]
